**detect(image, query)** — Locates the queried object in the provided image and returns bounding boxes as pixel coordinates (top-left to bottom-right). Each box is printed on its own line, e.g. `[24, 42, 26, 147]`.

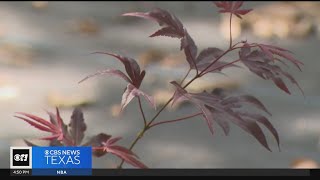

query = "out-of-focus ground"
[0, 1, 320, 168]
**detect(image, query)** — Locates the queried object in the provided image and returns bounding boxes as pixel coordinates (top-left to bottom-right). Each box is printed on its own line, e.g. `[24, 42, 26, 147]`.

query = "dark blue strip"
[32, 169, 92, 176]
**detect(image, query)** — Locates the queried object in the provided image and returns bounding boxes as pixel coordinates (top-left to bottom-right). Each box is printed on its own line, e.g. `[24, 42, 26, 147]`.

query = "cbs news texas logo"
[10, 146, 92, 170]
[43, 149, 81, 165]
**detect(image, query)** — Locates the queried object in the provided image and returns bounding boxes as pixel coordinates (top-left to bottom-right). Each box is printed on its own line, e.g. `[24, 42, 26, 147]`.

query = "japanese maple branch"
[137, 96, 147, 126]
[118, 47, 245, 168]
[149, 112, 202, 128]
[118, 42, 256, 169]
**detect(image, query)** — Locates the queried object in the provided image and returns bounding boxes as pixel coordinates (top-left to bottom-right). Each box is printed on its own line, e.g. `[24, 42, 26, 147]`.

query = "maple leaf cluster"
[239, 43, 304, 95]
[171, 82, 279, 150]
[15, 108, 147, 168]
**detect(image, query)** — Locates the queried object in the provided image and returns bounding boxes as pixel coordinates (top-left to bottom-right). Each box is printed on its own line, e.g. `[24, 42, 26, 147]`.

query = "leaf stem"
[180, 68, 191, 85]
[186, 47, 199, 75]
[149, 112, 202, 128]
[229, 13, 233, 49]
[137, 96, 147, 126]
[198, 48, 232, 77]
[201, 59, 241, 77]
[231, 41, 243, 49]
[198, 44, 257, 77]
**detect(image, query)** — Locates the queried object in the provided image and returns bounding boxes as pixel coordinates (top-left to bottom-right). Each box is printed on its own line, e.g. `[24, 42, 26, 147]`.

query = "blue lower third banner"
[32, 146, 92, 176]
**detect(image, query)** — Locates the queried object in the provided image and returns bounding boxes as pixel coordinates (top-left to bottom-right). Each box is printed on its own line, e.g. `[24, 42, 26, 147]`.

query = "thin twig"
[180, 68, 191, 85]
[199, 45, 257, 77]
[186, 47, 199, 75]
[200, 59, 241, 77]
[137, 96, 147, 126]
[229, 13, 233, 49]
[149, 112, 202, 128]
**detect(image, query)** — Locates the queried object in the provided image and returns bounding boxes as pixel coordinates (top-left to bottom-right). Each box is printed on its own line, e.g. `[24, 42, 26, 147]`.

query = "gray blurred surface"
[0, 1, 319, 168]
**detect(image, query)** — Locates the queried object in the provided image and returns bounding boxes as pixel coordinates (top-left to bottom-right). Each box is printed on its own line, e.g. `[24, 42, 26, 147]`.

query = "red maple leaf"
[86, 133, 148, 169]
[255, 43, 304, 71]
[213, 1, 252, 19]
[14, 108, 73, 145]
[239, 44, 304, 95]
[171, 81, 279, 151]
[79, 52, 155, 111]
[123, 8, 185, 38]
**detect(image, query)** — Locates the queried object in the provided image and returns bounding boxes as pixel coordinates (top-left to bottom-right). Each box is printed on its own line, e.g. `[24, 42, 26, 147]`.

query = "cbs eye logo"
[10, 147, 32, 169]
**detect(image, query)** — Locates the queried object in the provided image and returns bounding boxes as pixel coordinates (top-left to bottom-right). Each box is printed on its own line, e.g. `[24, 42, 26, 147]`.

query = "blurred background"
[0, 1, 320, 168]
